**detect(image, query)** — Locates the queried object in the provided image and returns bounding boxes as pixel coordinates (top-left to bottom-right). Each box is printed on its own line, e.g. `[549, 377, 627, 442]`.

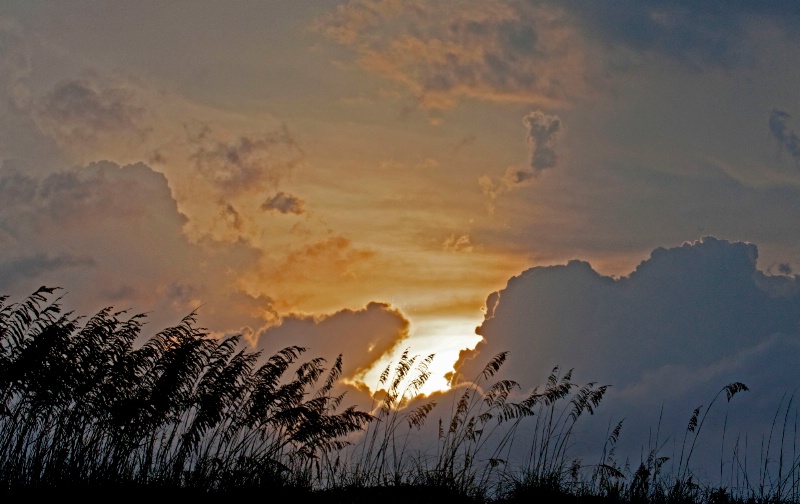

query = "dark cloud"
[479, 110, 562, 204]
[456, 236, 800, 387]
[187, 122, 304, 196]
[221, 202, 243, 230]
[449, 236, 800, 475]
[523, 110, 561, 173]
[0, 252, 95, 290]
[0, 161, 181, 231]
[254, 302, 411, 386]
[321, 1, 800, 115]
[34, 79, 148, 146]
[769, 108, 800, 165]
[562, 1, 800, 70]
[261, 191, 305, 215]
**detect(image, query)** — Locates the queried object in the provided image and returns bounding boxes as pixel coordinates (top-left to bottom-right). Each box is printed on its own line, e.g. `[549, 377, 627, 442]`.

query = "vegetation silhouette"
[0, 287, 796, 503]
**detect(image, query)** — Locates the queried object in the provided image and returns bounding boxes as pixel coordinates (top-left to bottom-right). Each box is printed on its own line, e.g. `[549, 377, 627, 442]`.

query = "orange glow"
[349, 315, 485, 397]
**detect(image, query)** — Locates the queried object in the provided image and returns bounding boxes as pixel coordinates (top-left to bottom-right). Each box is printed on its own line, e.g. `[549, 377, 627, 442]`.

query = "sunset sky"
[2, 0, 800, 446]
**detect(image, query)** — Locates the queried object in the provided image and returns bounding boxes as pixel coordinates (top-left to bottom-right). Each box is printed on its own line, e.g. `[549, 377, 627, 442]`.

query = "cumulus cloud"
[448, 236, 800, 473]
[253, 302, 411, 388]
[0, 160, 183, 236]
[0, 160, 274, 333]
[456, 236, 800, 387]
[261, 191, 305, 215]
[769, 108, 800, 165]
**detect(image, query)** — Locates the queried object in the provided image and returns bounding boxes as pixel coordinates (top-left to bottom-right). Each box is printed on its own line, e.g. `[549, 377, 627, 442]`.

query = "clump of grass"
[492, 365, 610, 501]
[325, 349, 611, 502]
[0, 286, 371, 495]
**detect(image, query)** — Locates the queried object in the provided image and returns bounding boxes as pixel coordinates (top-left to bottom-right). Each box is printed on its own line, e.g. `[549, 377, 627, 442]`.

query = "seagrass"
[2, 287, 799, 503]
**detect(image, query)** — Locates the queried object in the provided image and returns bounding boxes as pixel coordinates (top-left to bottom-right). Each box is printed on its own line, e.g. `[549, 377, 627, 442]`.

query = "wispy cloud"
[769, 108, 800, 165]
[34, 79, 149, 147]
[262, 191, 305, 215]
[317, 0, 593, 112]
[0, 252, 95, 291]
[480, 109, 562, 206]
[524, 110, 562, 173]
[186, 122, 303, 196]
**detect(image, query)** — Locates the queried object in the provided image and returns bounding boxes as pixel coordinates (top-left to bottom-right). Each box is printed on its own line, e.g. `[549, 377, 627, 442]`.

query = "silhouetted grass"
[1, 287, 798, 503]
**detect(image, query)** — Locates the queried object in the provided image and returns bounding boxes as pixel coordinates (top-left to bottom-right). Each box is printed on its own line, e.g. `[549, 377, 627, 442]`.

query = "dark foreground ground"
[0, 484, 780, 504]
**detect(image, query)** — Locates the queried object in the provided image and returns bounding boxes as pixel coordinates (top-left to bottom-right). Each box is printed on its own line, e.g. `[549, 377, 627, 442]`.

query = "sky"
[2, 0, 800, 476]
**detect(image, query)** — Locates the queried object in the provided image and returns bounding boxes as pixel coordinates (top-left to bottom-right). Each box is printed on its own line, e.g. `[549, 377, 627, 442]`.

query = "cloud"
[524, 110, 561, 172]
[443, 234, 473, 253]
[769, 108, 800, 165]
[0, 19, 31, 110]
[34, 79, 149, 148]
[448, 236, 800, 473]
[453, 134, 477, 152]
[186, 122, 303, 196]
[220, 202, 243, 230]
[251, 236, 377, 312]
[261, 191, 305, 215]
[253, 301, 411, 388]
[562, 1, 800, 71]
[0, 252, 95, 291]
[317, 0, 593, 111]
[473, 158, 800, 265]
[455, 236, 800, 388]
[0, 159, 275, 333]
[479, 109, 562, 205]
[0, 22, 62, 166]
[318, 1, 798, 117]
